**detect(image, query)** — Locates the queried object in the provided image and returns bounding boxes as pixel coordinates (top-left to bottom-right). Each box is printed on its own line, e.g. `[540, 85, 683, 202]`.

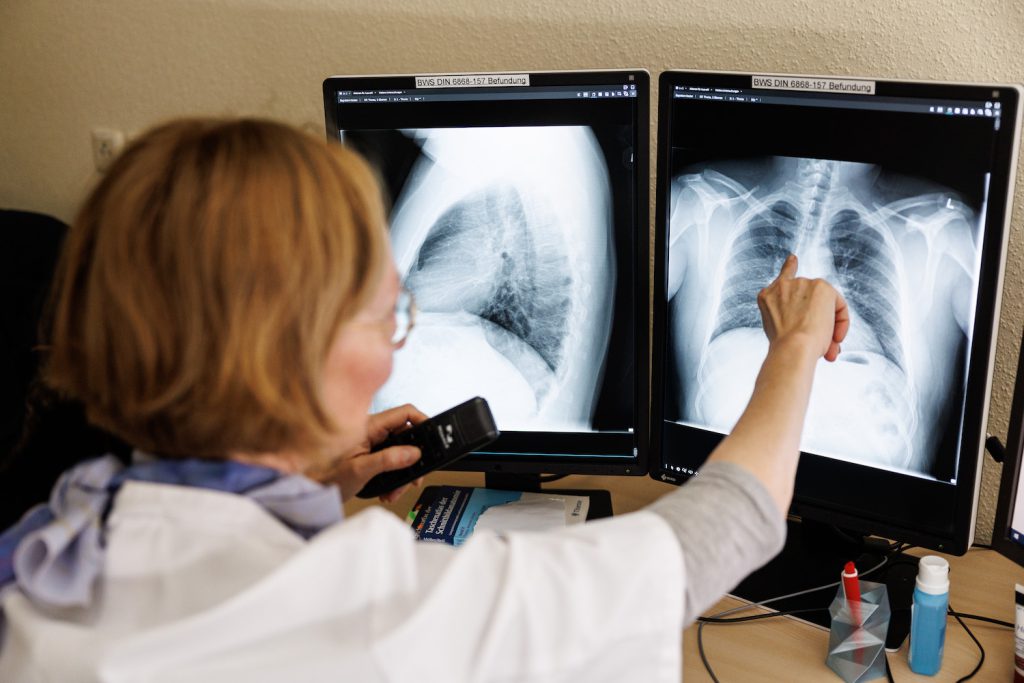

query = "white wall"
[2, 0, 1023, 541]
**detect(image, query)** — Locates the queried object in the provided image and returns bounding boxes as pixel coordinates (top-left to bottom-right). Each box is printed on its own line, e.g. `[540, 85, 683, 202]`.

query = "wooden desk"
[346, 472, 1024, 682]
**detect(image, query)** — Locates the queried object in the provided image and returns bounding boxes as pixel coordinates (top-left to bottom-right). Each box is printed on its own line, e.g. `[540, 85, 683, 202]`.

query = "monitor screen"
[1002, 402, 1024, 553]
[992, 330, 1024, 566]
[651, 71, 1021, 552]
[324, 70, 649, 475]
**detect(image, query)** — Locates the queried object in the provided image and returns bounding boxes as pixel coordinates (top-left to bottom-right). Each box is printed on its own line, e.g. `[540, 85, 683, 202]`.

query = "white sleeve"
[100, 508, 685, 683]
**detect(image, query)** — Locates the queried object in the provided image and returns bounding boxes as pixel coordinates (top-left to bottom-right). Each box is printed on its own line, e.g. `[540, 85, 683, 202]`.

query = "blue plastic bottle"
[908, 555, 950, 676]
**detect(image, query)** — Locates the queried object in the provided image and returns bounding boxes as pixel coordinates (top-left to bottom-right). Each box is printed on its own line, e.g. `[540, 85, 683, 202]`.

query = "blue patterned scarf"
[0, 453, 343, 612]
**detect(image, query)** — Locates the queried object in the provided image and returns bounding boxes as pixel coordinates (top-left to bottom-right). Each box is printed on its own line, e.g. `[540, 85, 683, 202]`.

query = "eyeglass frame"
[391, 287, 416, 348]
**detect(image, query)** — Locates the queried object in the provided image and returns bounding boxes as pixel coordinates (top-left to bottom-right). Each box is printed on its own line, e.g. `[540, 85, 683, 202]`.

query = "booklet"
[408, 485, 590, 546]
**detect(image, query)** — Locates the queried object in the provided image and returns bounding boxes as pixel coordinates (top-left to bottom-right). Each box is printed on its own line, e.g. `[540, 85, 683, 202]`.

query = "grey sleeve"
[646, 460, 787, 625]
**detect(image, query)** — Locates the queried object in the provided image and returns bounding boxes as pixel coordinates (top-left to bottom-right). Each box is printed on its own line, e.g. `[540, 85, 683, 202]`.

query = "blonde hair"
[44, 118, 389, 459]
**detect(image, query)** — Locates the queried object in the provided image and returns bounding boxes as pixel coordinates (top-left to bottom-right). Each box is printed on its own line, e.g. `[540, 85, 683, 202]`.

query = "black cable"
[698, 606, 827, 624]
[696, 620, 721, 683]
[831, 525, 865, 547]
[948, 609, 1014, 629]
[697, 607, 831, 683]
[949, 602, 985, 682]
[872, 543, 917, 574]
[876, 544, 925, 573]
[877, 557, 921, 573]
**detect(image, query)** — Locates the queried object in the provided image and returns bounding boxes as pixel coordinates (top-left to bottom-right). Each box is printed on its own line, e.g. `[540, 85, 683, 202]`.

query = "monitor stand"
[729, 518, 919, 651]
[483, 472, 614, 520]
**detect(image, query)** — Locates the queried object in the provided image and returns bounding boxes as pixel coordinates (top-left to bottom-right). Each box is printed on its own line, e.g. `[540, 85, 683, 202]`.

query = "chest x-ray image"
[667, 155, 981, 478]
[361, 126, 616, 432]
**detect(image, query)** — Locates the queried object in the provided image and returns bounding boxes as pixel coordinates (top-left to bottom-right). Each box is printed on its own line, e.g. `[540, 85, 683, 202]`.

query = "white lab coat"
[0, 480, 686, 682]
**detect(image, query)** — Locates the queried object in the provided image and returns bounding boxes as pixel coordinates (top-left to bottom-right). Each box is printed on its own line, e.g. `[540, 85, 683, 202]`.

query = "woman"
[0, 118, 847, 682]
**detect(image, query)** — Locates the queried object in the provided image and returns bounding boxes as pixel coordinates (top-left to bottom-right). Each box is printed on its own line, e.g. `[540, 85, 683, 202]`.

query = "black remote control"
[356, 397, 499, 499]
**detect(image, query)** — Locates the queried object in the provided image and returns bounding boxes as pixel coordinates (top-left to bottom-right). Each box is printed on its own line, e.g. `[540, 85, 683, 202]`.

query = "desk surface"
[346, 471, 1024, 682]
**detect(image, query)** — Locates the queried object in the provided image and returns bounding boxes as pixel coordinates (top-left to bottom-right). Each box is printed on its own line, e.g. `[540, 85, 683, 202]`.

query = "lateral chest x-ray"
[667, 155, 982, 478]
[367, 126, 618, 432]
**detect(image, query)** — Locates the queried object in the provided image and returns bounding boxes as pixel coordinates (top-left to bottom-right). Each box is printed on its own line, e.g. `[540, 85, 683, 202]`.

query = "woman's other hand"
[311, 404, 428, 503]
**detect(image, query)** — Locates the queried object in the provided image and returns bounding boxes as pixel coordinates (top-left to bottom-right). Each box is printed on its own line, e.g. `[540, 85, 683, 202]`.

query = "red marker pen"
[842, 561, 861, 608]
[843, 561, 864, 664]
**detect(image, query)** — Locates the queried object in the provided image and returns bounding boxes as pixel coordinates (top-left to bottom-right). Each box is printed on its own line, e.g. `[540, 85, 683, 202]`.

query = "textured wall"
[1, 0, 1023, 542]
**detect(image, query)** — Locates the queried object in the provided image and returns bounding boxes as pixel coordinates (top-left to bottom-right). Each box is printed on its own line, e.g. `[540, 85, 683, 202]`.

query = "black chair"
[0, 209, 128, 530]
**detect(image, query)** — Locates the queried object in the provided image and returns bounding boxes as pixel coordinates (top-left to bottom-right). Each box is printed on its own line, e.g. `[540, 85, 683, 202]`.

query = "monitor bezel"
[649, 69, 1022, 552]
[992, 328, 1024, 566]
[323, 69, 651, 477]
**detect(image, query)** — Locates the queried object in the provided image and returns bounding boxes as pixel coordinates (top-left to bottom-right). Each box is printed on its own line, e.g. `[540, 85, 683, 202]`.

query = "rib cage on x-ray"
[667, 156, 981, 476]
[373, 127, 616, 431]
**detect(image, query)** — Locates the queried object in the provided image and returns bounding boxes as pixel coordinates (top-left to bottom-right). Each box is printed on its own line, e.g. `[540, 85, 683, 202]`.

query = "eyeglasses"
[391, 288, 416, 348]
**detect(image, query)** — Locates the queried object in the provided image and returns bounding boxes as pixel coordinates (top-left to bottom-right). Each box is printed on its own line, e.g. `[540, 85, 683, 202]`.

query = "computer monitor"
[991, 329, 1024, 566]
[651, 70, 1021, 614]
[323, 70, 649, 491]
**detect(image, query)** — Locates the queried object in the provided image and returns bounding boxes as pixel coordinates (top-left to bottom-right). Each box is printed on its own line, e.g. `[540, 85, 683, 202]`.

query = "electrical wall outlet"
[91, 127, 125, 173]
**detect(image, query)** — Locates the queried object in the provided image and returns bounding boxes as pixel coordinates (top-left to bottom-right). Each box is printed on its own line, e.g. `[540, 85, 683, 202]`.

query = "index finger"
[774, 254, 798, 283]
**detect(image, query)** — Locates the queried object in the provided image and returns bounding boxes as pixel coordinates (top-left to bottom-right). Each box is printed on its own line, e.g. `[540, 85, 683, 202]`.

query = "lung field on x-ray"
[408, 185, 572, 384]
[354, 127, 617, 432]
[667, 155, 981, 478]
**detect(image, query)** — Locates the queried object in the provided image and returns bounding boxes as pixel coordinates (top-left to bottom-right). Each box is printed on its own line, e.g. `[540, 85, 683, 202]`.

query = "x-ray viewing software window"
[661, 87, 1000, 482]
[335, 87, 641, 444]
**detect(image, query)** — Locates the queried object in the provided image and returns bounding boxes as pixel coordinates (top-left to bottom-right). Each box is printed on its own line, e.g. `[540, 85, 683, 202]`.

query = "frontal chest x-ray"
[667, 155, 982, 477]
[365, 127, 616, 432]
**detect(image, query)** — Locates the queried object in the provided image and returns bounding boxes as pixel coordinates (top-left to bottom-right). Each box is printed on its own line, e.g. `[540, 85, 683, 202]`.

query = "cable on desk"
[872, 543, 918, 574]
[859, 541, 915, 557]
[695, 554, 891, 682]
[831, 525, 867, 547]
[946, 610, 1013, 628]
[695, 623, 722, 683]
[949, 602, 985, 682]
[698, 606, 826, 624]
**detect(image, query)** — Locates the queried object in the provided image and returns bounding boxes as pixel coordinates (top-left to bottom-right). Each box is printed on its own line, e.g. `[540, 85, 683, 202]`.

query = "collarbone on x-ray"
[668, 156, 979, 477]
[373, 127, 616, 432]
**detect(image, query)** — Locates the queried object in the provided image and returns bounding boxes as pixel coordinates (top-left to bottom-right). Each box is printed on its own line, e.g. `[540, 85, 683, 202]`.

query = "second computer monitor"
[651, 70, 1021, 552]
[324, 70, 649, 476]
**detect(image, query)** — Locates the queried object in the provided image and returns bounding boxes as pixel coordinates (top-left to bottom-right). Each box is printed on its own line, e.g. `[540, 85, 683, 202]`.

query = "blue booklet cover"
[410, 485, 588, 545]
